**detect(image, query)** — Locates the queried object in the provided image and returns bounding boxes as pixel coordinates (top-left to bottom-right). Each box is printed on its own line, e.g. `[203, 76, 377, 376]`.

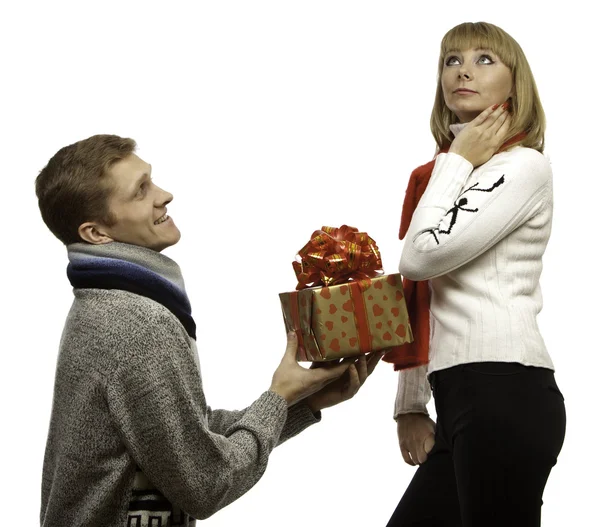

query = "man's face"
[99, 154, 181, 251]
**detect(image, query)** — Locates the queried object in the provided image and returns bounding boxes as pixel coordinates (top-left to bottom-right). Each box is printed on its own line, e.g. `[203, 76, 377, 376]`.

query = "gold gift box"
[279, 273, 413, 361]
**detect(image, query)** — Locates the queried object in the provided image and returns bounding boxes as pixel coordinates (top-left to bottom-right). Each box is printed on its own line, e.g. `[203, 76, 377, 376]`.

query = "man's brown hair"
[36, 134, 137, 245]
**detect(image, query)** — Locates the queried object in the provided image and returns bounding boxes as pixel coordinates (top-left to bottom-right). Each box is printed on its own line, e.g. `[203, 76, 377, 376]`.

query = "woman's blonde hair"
[430, 22, 545, 153]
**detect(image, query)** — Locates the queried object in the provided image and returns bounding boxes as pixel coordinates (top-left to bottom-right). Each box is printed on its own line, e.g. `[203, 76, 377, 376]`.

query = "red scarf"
[383, 132, 527, 371]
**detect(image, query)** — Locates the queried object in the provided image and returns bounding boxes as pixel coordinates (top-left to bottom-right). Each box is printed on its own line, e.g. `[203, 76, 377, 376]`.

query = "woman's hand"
[396, 412, 436, 466]
[449, 102, 512, 168]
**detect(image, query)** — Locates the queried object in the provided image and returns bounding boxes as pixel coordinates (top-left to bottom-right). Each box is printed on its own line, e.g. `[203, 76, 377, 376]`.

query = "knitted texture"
[393, 144, 555, 417]
[41, 243, 319, 527]
[385, 130, 527, 371]
[67, 253, 197, 339]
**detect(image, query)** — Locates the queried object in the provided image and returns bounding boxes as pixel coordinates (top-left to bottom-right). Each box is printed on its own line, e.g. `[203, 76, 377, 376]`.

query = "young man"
[36, 134, 382, 527]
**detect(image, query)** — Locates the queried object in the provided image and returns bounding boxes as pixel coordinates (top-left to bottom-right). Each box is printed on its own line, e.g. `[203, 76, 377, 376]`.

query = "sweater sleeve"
[206, 402, 320, 446]
[399, 149, 552, 281]
[394, 365, 431, 418]
[106, 315, 311, 520]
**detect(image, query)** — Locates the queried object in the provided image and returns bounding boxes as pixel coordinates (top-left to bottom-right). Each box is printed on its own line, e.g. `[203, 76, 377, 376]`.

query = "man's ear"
[78, 222, 114, 245]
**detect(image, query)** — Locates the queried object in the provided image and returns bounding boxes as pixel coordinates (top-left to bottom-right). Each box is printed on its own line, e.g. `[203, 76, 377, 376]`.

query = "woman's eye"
[478, 54, 494, 64]
[445, 56, 460, 66]
[137, 183, 147, 197]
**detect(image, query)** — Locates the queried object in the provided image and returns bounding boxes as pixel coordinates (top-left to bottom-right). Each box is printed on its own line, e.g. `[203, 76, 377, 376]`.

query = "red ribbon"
[348, 280, 372, 353]
[289, 291, 308, 360]
[293, 225, 383, 290]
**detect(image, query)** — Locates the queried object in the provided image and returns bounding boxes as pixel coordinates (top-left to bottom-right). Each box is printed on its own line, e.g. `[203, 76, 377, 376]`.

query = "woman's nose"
[458, 65, 471, 80]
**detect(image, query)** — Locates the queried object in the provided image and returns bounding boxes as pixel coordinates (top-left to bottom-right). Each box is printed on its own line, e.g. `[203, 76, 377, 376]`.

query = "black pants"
[386, 362, 566, 527]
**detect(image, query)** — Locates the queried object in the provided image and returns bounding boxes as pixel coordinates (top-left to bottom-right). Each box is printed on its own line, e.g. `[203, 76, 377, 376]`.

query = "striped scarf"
[66, 242, 196, 340]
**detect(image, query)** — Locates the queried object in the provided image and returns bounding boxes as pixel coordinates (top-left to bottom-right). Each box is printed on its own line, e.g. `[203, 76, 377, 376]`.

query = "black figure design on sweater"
[427, 174, 505, 244]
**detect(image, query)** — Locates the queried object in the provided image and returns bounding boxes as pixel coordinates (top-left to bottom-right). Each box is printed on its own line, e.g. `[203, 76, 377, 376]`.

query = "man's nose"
[155, 186, 173, 206]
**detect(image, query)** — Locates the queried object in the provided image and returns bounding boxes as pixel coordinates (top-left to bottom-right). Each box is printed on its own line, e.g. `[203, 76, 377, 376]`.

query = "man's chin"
[156, 232, 181, 252]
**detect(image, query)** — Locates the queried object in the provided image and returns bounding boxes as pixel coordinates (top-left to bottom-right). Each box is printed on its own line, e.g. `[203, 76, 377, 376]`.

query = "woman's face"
[441, 47, 513, 123]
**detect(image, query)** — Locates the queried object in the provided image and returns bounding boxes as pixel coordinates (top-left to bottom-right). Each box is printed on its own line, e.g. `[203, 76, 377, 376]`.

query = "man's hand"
[304, 350, 385, 413]
[449, 101, 512, 168]
[269, 332, 353, 406]
[396, 412, 436, 466]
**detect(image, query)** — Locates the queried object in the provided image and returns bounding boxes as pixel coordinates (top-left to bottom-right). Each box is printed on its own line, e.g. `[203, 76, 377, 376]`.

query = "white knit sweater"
[394, 125, 554, 417]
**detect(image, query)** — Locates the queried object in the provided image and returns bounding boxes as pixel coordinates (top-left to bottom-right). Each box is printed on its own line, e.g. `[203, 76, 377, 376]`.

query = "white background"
[1, 1, 597, 525]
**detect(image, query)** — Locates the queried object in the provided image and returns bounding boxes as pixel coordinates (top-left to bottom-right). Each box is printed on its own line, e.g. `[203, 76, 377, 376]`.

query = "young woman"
[383, 22, 566, 527]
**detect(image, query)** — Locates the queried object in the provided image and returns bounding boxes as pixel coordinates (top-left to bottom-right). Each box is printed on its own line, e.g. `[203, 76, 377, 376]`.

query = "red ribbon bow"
[293, 225, 384, 290]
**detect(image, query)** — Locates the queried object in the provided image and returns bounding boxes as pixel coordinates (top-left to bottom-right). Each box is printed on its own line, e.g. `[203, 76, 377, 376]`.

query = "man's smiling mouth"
[154, 213, 169, 225]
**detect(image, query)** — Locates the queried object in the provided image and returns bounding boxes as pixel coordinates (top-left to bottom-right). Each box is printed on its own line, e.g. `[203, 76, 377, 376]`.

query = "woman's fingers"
[414, 443, 428, 465]
[401, 446, 416, 466]
[495, 112, 512, 141]
[474, 101, 510, 131]
[470, 103, 496, 125]
[401, 435, 436, 466]
[423, 434, 436, 455]
[471, 102, 503, 127]
[488, 104, 511, 134]
[402, 441, 428, 465]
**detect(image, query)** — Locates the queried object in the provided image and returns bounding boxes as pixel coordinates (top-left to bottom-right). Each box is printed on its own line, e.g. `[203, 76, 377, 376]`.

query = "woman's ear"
[506, 95, 514, 112]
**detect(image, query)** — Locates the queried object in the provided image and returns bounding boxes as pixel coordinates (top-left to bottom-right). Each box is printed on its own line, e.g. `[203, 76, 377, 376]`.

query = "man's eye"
[445, 56, 460, 66]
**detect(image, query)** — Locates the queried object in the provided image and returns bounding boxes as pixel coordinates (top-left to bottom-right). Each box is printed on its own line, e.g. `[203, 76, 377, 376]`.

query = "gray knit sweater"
[40, 242, 319, 526]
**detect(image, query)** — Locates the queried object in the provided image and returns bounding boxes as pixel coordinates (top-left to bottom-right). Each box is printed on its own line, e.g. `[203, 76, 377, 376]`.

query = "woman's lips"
[454, 89, 477, 94]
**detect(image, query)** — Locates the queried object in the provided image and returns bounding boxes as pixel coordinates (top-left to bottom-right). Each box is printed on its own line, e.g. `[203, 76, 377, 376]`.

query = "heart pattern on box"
[281, 273, 412, 362]
[342, 299, 354, 312]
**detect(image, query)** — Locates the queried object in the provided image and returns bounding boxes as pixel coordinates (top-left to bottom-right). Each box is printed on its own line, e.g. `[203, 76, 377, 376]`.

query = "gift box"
[279, 225, 413, 361]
